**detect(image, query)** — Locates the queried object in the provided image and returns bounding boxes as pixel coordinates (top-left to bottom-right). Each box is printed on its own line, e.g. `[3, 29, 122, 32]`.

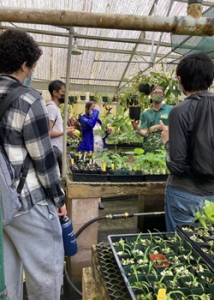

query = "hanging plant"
[138, 83, 154, 95]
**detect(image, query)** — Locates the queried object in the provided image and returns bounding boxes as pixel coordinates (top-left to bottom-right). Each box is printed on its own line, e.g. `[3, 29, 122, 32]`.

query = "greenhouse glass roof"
[0, 0, 214, 94]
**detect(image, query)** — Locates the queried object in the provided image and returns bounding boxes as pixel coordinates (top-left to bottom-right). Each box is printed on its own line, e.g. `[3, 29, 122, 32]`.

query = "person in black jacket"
[160, 52, 214, 232]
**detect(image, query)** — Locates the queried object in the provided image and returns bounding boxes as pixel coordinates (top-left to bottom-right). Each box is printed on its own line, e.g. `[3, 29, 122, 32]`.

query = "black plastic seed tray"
[143, 174, 168, 182]
[108, 232, 214, 300]
[108, 174, 144, 182]
[70, 171, 107, 182]
[177, 223, 214, 273]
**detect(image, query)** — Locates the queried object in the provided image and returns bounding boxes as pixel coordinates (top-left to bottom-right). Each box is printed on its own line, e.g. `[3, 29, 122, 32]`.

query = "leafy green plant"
[130, 283, 153, 300]
[126, 66, 182, 109]
[131, 147, 168, 174]
[194, 200, 214, 230]
[110, 153, 128, 170]
[101, 105, 143, 148]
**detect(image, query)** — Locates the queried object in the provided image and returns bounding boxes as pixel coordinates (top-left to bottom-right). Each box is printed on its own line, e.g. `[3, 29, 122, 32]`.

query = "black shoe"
[98, 202, 105, 210]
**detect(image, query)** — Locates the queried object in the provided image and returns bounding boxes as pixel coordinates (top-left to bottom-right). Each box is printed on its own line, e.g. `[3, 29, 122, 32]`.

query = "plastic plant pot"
[129, 106, 141, 120]
[149, 254, 170, 268]
[138, 83, 153, 95]
[197, 271, 214, 286]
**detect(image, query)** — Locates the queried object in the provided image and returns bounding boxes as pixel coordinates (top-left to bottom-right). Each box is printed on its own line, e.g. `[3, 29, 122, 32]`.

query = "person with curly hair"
[0, 29, 67, 300]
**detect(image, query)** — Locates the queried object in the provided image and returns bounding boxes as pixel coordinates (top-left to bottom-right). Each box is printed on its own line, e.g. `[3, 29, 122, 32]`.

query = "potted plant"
[118, 88, 142, 120]
[101, 95, 111, 103]
[80, 94, 86, 101]
[89, 92, 100, 103]
[138, 83, 153, 95]
[69, 95, 78, 104]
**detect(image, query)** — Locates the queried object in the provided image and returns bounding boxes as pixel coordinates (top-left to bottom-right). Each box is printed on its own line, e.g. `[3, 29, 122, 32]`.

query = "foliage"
[100, 106, 143, 146]
[118, 87, 144, 107]
[132, 147, 168, 174]
[120, 67, 182, 112]
[194, 200, 214, 230]
[95, 146, 167, 174]
[89, 92, 100, 103]
[143, 131, 163, 153]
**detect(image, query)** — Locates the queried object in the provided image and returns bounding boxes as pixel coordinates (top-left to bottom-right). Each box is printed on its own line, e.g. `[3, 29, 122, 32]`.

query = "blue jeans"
[165, 185, 214, 232]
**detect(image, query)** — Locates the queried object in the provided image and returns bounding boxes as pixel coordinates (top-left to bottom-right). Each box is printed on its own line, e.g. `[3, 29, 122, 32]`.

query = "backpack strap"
[0, 85, 30, 120]
[0, 85, 31, 194]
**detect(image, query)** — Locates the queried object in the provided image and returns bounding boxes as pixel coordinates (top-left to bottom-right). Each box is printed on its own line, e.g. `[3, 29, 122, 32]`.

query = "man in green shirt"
[132, 86, 172, 152]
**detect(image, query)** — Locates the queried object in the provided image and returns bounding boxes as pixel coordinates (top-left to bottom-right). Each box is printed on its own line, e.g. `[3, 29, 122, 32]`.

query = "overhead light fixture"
[71, 38, 82, 55]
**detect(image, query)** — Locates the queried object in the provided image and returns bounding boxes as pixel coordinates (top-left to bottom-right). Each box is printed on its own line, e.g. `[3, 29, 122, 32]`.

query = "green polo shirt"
[140, 104, 172, 152]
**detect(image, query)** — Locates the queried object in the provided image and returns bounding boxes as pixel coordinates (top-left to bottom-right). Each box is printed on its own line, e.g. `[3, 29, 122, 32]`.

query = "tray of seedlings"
[176, 200, 214, 274]
[70, 164, 107, 182]
[108, 231, 214, 300]
[143, 174, 168, 182]
[176, 222, 214, 274]
[70, 156, 107, 182]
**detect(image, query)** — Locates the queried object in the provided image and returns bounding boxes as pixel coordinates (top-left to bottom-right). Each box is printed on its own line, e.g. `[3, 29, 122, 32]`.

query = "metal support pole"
[0, 196, 6, 300]
[187, 0, 203, 18]
[0, 7, 213, 36]
[62, 27, 74, 179]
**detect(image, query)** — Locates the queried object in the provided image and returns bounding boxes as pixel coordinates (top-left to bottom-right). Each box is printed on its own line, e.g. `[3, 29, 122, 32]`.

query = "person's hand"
[93, 104, 100, 111]
[131, 120, 140, 130]
[67, 127, 78, 139]
[150, 124, 162, 133]
[107, 126, 112, 134]
[159, 120, 169, 144]
[58, 204, 67, 217]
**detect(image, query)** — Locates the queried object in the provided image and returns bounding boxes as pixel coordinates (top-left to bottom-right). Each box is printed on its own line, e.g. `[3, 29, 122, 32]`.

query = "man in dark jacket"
[161, 52, 214, 232]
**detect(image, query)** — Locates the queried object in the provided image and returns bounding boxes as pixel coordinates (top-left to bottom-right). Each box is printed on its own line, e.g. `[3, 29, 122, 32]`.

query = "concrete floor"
[98, 196, 140, 242]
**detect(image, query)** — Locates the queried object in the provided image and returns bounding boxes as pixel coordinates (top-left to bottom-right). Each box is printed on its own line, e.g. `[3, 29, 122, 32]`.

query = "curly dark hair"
[0, 29, 42, 73]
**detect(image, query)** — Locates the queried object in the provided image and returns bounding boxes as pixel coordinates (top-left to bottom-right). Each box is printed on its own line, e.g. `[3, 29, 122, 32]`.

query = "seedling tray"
[108, 174, 143, 182]
[143, 174, 168, 182]
[71, 172, 107, 182]
[108, 232, 214, 300]
[177, 223, 214, 273]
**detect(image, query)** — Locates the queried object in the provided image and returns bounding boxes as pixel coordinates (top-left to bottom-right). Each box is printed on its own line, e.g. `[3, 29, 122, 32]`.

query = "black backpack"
[0, 86, 31, 225]
[190, 92, 214, 179]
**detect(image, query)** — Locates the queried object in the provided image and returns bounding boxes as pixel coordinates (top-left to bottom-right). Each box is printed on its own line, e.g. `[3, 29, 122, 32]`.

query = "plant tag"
[102, 163, 106, 172]
[71, 158, 74, 165]
[111, 163, 114, 170]
[157, 288, 166, 300]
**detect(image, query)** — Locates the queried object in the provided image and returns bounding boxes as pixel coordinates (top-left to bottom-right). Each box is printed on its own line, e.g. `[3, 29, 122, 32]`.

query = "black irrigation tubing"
[64, 211, 165, 298]
[64, 264, 83, 297]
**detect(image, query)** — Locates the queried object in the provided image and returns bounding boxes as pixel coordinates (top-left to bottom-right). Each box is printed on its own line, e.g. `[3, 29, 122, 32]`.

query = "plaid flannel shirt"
[0, 75, 65, 212]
